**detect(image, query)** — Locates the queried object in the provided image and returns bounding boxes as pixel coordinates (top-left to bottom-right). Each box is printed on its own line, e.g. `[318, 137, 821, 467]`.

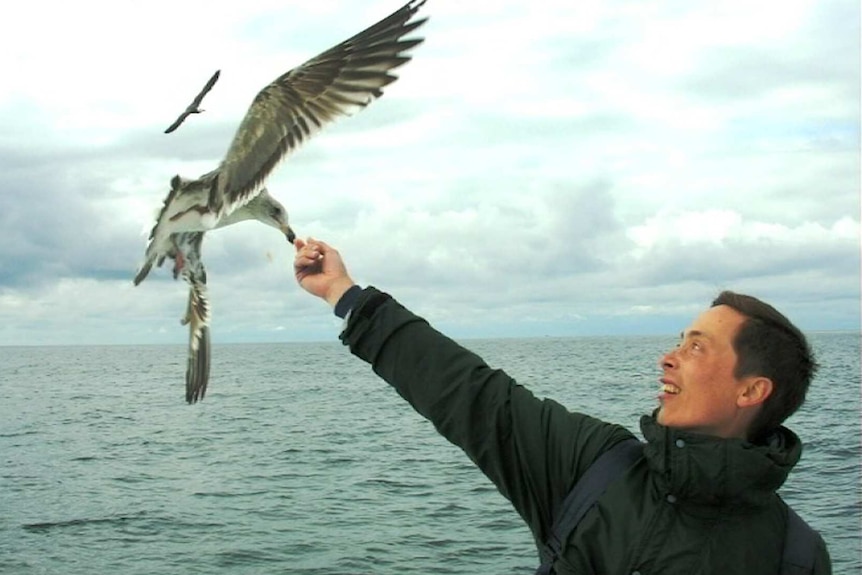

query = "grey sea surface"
[1, 332, 859, 574]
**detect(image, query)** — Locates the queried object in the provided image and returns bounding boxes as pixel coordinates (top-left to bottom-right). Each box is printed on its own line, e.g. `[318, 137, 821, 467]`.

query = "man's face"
[657, 304, 755, 439]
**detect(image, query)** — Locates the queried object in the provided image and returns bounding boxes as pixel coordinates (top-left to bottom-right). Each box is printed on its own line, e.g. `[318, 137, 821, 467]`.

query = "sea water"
[1, 332, 859, 574]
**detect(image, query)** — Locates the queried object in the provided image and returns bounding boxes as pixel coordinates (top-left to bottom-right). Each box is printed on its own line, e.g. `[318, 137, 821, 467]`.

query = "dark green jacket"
[340, 287, 831, 574]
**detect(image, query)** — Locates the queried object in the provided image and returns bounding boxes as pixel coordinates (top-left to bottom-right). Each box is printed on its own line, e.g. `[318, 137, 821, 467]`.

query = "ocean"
[1, 332, 859, 574]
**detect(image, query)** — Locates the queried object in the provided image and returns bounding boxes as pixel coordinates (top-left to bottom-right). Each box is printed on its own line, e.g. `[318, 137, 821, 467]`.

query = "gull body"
[134, 0, 428, 403]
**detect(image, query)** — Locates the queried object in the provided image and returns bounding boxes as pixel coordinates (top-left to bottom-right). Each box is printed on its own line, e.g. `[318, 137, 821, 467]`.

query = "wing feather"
[164, 113, 189, 134]
[192, 69, 221, 106]
[210, 0, 427, 214]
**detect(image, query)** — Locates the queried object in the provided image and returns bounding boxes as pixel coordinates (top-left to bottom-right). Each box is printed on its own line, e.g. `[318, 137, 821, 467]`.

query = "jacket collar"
[639, 413, 802, 509]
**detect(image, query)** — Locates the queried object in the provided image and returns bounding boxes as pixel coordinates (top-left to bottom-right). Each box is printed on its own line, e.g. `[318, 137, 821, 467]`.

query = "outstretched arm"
[291, 237, 631, 544]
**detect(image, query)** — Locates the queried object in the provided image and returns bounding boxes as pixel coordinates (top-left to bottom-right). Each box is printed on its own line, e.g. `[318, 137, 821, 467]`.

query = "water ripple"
[0, 334, 858, 574]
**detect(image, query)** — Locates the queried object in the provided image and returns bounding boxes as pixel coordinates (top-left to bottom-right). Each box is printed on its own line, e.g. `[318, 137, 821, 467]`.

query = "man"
[292, 237, 831, 574]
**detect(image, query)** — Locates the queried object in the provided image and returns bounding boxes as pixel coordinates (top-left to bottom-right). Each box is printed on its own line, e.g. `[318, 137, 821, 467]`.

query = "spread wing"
[164, 112, 191, 134]
[210, 0, 427, 215]
[192, 69, 221, 107]
[164, 69, 222, 134]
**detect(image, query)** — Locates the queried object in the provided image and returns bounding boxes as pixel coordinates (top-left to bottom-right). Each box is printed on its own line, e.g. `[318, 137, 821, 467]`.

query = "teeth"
[662, 383, 681, 394]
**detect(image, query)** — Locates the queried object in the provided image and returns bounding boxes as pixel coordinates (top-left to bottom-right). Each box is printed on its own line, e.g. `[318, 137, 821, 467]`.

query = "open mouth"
[661, 383, 681, 395]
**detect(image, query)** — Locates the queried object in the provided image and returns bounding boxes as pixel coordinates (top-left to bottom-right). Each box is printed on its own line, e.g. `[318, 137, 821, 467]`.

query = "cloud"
[626, 211, 859, 285]
[0, 0, 858, 345]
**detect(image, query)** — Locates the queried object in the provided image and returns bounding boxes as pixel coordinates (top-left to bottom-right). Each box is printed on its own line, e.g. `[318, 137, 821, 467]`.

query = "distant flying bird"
[164, 69, 221, 134]
[134, 0, 428, 404]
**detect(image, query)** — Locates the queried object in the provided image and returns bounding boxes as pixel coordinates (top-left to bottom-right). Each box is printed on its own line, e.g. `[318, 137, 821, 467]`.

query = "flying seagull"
[134, 0, 428, 404]
[164, 69, 221, 134]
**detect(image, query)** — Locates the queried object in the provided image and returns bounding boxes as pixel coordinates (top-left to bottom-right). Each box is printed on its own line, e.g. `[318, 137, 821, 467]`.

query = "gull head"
[247, 188, 295, 244]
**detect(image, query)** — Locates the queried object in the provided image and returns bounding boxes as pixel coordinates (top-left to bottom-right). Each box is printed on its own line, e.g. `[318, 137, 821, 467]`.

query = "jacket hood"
[640, 413, 802, 510]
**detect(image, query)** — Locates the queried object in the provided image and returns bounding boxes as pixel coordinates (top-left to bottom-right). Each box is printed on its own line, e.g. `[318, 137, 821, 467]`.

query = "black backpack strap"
[536, 438, 644, 575]
[780, 502, 820, 575]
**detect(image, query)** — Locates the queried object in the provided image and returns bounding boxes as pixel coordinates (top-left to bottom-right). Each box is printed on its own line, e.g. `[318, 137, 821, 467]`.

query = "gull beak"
[282, 225, 296, 244]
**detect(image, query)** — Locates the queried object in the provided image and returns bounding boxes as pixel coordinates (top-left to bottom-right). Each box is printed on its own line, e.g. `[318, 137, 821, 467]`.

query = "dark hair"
[711, 291, 818, 441]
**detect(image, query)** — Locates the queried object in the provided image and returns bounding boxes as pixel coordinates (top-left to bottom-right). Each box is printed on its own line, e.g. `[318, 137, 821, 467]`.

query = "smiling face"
[657, 305, 773, 439]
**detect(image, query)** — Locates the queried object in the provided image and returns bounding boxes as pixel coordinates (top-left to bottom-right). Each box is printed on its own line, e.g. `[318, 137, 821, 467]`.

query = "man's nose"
[659, 348, 678, 370]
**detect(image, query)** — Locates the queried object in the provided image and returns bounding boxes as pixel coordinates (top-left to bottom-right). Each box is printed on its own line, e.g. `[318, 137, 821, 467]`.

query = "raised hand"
[293, 238, 356, 307]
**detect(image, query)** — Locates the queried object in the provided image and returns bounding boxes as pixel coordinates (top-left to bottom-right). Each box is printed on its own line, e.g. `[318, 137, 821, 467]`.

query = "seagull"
[164, 69, 221, 134]
[134, 0, 428, 404]
[141, 190, 288, 404]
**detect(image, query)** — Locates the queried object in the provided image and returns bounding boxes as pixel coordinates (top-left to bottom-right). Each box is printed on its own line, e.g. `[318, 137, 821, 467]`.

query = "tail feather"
[133, 258, 155, 285]
[184, 279, 211, 404]
[186, 325, 211, 404]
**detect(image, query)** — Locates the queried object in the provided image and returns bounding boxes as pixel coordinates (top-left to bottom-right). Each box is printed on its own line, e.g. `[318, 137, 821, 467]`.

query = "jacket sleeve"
[812, 535, 832, 575]
[339, 287, 634, 542]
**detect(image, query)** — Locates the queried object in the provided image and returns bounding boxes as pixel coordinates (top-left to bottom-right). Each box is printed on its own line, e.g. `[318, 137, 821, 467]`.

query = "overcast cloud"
[0, 0, 858, 346]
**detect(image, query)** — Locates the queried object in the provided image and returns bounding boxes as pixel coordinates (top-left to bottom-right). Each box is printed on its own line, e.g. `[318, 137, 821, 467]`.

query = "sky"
[0, 0, 859, 346]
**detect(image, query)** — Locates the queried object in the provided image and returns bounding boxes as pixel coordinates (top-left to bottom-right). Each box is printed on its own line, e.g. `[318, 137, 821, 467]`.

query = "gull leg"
[172, 250, 185, 279]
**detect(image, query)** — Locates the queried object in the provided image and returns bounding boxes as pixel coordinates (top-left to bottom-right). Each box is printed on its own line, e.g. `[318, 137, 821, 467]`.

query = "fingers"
[294, 237, 334, 265]
[293, 237, 328, 284]
[293, 243, 323, 265]
[293, 251, 321, 276]
[311, 238, 334, 253]
[294, 254, 320, 273]
[297, 237, 332, 255]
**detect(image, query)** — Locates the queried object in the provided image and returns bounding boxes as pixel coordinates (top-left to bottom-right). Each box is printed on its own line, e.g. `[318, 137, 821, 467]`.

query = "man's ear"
[737, 376, 773, 408]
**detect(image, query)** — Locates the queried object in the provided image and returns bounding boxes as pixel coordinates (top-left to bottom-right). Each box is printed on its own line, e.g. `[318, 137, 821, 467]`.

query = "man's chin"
[655, 406, 680, 429]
